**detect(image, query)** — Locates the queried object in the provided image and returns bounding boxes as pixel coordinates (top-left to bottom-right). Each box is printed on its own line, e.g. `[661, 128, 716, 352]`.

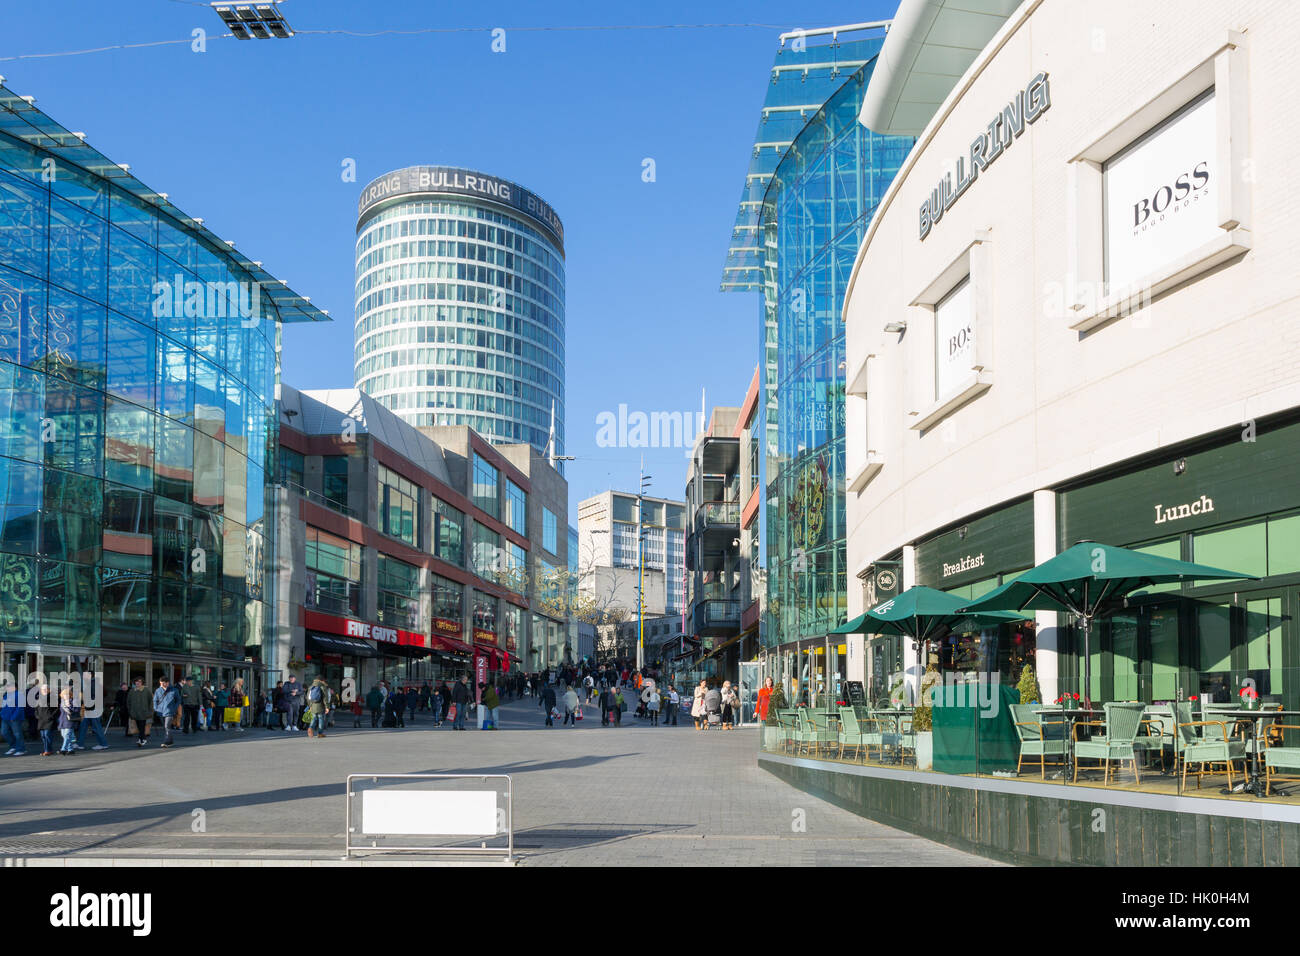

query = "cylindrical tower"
[354, 166, 565, 456]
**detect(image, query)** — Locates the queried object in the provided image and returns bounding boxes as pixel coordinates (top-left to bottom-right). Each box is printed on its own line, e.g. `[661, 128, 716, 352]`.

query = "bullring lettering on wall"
[919, 72, 1051, 240]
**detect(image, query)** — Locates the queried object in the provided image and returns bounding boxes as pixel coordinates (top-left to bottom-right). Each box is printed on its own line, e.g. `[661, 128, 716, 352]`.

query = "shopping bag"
[223, 707, 241, 723]
[574, 708, 584, 721]
[446, 703, 457, 721]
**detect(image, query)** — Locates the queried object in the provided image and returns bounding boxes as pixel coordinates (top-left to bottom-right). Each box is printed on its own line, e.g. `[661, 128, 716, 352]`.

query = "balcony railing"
[695, 599, 741, 627]
[283, 480, 361, 520]
[695, 500, 739, 528]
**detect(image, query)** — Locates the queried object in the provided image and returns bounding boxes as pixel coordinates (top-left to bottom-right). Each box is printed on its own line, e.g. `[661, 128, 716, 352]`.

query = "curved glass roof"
[720, 25, 889, 293]
[0, 80, 329, 323]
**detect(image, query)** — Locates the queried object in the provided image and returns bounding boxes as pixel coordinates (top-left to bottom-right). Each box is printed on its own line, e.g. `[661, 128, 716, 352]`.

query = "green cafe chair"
[870, 708, 904, 762]
[837, 706, 869, 761]
[796, 708, 837, 757]
[1010, 703, 1067, 778]
[898, 712, 917, 765]
[1264, 724, 1300, 796]
[776, 710, 799, 754]
[1073, 702, 1146, 786]
[1135, 704, 1172, 771]
[1175, 702, 1247, 792]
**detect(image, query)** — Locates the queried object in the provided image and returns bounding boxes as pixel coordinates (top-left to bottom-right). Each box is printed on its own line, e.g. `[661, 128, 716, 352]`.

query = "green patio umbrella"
[959, 541, 1256, 702]
[831, 586, 1021, 697]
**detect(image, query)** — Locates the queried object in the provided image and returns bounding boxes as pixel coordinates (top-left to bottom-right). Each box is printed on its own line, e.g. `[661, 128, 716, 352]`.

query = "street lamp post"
[637, 463, 652, 673]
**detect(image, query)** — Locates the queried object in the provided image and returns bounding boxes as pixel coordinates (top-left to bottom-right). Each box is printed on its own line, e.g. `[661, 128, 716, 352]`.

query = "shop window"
[1134, 539, 1181, 594]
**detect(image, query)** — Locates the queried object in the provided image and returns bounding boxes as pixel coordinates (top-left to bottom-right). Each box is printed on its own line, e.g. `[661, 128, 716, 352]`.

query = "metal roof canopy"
[720, 24, 890, 294]
[0, 80, 328, 323]
[857, 0, 1020, 137]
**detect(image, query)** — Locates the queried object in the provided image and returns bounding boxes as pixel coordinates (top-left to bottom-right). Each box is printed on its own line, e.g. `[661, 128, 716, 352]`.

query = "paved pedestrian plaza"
[0, 697, 992, 866]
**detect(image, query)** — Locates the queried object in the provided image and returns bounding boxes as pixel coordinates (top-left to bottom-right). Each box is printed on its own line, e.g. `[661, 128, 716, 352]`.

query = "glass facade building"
[0, 83, 326, 687]
[354, 166, 565, 458]
[722, 31, 913, 651]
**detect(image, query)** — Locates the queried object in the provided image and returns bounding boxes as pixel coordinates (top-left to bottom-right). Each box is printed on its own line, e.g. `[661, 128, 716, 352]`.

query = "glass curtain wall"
[760, 58, 914, 649]
[0, 127, 278, 665]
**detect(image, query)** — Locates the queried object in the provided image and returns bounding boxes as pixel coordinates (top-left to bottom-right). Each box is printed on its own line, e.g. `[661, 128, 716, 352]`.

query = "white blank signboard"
[361, 789, 498, 836]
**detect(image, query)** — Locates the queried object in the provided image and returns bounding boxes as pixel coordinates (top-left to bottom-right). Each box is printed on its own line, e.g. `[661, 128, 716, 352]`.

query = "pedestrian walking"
[306, 677, 330, 738]
[76, 693, 110, 751]
[451, 677, 470, 730]
[721, 680, 737, 730]
[647, 685, 661, 726]
[229, 678, 247, 732]
[281, 675, 304, 732]
[35, 685, 58, 756]
[480, 682, 500, 730]
[756, 677, 774, 724]
[540, 681, 557, 727]
[561, 684, 579, 726]
[112, 682, 129, 737]
[429, 682, 444, 724]
[366, 684, 383, 727]
[351, 696, 363, 728]
[127, 678, 152, 747]
[666, 684, 680, 726]
[613, 687, 625, 727]
[152, 677, 180, 748]
[1, 680, 26, 755]
[691, 680, 707, 730]
[599, 686, 614, 726]
[57, 686, 78, 755]
[201, 681, 217, 731]
[390, 687, 407, 728]
[437, 681, 452, 726]
[180, 676, 202, 735]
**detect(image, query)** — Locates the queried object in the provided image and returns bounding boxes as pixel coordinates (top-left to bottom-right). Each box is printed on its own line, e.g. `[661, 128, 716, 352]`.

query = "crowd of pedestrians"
[0, 665, 748, 753]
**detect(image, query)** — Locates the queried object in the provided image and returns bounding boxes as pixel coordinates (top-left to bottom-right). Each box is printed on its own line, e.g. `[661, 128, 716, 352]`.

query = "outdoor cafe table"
[1034, 706, 1102, 781]
[868, 708, 914, 764]
[1220, 709, 1300, 797]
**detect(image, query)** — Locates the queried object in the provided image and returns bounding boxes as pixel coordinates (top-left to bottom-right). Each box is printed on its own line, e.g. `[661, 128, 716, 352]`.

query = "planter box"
[762, 725, 783, 751]
[915, 731, 933, 770]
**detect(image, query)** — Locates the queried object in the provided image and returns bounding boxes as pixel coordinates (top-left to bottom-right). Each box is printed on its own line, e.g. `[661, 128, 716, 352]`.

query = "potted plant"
[1239, 685, 1260, 711]
[912, 666, 940, 770]
[1017, 665, 1041, 705]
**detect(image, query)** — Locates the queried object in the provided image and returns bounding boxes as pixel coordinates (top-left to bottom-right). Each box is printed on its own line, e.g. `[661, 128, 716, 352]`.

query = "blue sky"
[3, 0, 897, 512]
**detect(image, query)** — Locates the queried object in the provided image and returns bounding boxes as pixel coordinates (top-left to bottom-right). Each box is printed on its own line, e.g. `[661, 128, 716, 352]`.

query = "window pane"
[1268, 514, 1300, 575]
[0, 362, 46, 464]
[1192, 522, 1266, 580]
[1245, 597, 1284, 697]
[105, 313, 155, 408]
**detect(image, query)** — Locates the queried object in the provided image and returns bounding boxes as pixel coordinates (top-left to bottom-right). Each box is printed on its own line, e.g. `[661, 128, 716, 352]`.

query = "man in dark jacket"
[126, 678, 153, 747]
[180, 676, 202, 735]
[540, 682, 557, 728]
[436, 681, 452, 726]
[282, 675, 304, 732]
[390, 687, 406, 728]
[201, 681, 217, 731]
[366, 685, 383, 728]
[451, 677, 470, 731]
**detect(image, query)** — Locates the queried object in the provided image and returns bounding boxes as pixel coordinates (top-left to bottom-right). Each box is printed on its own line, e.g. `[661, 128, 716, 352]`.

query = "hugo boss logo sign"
[1133, 162, 1209, 228]
[919, 73, 1050, 240]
